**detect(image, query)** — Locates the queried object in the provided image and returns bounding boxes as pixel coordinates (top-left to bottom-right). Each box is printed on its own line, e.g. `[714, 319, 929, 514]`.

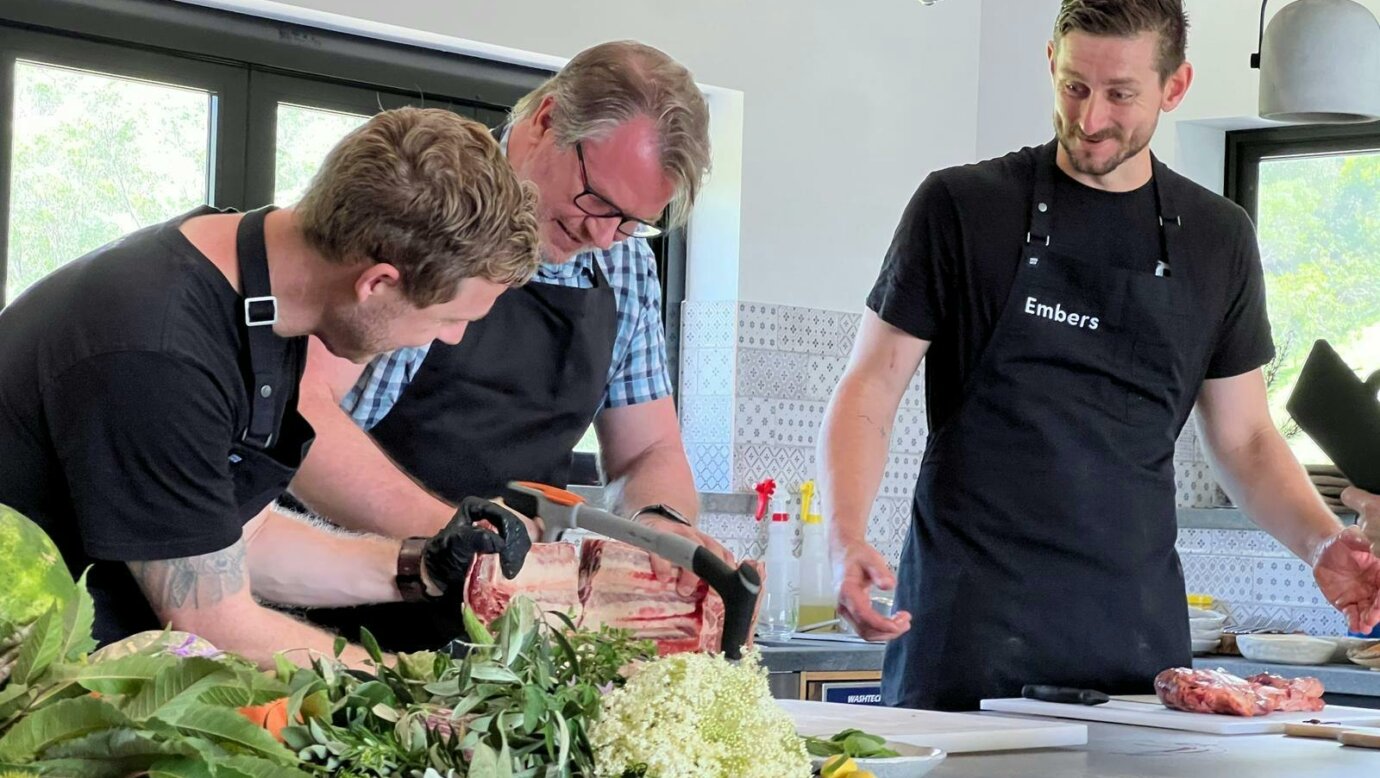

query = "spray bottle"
[754, 478, 798, 639]
[796, 479, 835, 630]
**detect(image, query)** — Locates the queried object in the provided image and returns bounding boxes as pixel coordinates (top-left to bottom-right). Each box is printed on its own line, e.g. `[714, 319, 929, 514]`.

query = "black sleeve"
[43, 351, 244, 561]
[865, 172, 961, 341]
[1205, 215, 1276, 379]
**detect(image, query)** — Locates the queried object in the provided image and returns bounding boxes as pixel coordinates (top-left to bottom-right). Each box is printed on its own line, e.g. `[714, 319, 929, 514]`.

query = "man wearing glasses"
[290, 41, 726, 650]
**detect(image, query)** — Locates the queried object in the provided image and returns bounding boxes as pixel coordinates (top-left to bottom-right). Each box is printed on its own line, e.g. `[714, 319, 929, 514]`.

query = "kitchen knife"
[1021, 685, 1111, 706]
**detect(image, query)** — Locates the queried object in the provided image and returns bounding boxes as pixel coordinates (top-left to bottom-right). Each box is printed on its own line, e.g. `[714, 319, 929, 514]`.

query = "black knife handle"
[1021, 685, 1110, 706]
[690, 547, 762, 661]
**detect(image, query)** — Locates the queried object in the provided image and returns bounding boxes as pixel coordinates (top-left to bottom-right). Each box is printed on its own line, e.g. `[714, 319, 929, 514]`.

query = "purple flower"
[165, 634, 223, 659]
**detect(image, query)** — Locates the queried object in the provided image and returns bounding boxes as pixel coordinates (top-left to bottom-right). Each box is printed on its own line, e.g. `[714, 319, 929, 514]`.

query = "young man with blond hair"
[0, 107, 541, 668]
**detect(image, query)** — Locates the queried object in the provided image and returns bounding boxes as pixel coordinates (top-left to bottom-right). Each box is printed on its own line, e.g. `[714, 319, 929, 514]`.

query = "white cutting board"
[981, 695, 1380, 735]
[780, 699, 1088, 753]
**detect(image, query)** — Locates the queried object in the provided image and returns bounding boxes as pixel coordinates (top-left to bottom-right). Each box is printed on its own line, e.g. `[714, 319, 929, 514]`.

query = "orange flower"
[237, 697, 293, 742]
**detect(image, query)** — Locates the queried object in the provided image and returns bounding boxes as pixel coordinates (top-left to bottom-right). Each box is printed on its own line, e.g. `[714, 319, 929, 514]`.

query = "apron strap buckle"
[1158, 215, 1181, 228]
[244, 296, 279, 327]
[1026, 231, 1050, 247]
[240, 426, 274, 448]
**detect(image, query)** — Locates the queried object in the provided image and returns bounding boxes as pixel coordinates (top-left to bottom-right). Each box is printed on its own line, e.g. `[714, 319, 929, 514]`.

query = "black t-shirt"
[0, 207, 308, 643]
[867, 141, 1274, 434]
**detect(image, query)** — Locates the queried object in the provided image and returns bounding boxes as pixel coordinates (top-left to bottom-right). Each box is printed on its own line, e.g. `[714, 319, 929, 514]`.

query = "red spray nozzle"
[753, 478, 777, 521]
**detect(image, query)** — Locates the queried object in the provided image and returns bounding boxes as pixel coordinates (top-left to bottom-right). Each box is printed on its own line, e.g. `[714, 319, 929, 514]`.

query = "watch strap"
[396, 536, 432, 602]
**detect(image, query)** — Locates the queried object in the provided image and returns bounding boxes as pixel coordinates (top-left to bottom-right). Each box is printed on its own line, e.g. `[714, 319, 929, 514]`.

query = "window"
[8, 61, 212, 302]
[0, 0, 544, 305]
[0, 0, 693, 485]
[1227, 124, 1380, 464]
[273, 104, 370, 205]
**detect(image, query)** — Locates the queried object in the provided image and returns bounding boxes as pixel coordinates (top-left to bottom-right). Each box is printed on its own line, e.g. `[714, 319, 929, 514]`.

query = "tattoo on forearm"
[128, 539, 248, 610]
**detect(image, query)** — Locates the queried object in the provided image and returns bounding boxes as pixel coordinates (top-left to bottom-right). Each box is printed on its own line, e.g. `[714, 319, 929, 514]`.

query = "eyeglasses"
[573, 142, 665, 239]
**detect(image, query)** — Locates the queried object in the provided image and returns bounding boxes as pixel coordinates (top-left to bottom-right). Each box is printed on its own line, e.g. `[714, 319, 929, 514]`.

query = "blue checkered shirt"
[341, 239, 673, 430]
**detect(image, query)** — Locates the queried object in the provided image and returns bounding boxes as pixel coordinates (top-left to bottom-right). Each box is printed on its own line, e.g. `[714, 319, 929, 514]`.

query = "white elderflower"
[590, 648, 810, 778]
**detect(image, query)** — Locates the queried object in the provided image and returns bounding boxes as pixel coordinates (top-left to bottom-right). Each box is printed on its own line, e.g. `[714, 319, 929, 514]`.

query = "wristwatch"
[396, 536, 433, 602]
[631, 503, 693, 528]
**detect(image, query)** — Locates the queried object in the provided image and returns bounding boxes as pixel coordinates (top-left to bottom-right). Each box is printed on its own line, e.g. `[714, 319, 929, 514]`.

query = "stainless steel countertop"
[569, 486, 1302, 530]
[758, 638, 886, 673]
[758, 641, 1380, 698]
[932, 717, 1377, 777]
[1193, 655, 1380, 696]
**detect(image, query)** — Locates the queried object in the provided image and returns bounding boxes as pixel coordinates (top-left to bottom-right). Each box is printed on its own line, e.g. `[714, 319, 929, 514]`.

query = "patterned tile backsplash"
[681, 300, 1346, 636]
[1176, 529, 1347, 636]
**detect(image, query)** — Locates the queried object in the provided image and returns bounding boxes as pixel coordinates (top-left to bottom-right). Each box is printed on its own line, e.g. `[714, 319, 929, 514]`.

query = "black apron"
[882, 146, 1198, 711]
[309, 256, 618, 651]
[91, 207, 313, 645]
[230, 207, 315, 520]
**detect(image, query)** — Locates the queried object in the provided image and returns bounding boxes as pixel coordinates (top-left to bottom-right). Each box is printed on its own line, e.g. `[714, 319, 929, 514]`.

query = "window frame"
[0, 24, 251, 298]
[0, 0, 548, 306]
[1225, 123, 1380, 223]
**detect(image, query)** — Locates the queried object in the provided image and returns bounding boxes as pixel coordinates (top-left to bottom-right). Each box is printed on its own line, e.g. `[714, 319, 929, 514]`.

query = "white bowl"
[1191, 637, 1221, 655]
[1237, 634, 1335, 665]
[1188, 607, 1228, 627]
[1190, 625, 1224, 640]
[810, 745, 947, 778]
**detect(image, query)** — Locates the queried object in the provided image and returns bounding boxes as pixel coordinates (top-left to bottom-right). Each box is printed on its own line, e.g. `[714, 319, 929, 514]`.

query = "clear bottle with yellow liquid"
[796, 480, 837, 631]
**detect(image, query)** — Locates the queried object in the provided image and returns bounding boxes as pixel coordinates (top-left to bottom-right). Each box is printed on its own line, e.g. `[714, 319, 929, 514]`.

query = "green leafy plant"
[803, 729, 900, 759]
[276, 598, 656, 778]
[0, 575, 303, 777]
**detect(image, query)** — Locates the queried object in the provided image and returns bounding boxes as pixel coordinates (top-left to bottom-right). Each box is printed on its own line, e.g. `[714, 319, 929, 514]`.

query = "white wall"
[199, 1, 1380, 309]
[976, 0, 1059, 160]
[210, 0, 985, 312]
[976, 0, 1380, 192]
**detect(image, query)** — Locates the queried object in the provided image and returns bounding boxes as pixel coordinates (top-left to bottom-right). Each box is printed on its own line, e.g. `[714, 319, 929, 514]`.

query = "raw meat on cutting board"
[464, 541, 583, 626]
[1154, 667, 1324, 716]
[579, 538, 725, 654]
[464, 538, 759, 655]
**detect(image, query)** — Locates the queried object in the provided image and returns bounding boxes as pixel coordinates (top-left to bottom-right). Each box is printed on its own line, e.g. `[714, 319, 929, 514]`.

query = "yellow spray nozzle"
[799, 480, 823, 524]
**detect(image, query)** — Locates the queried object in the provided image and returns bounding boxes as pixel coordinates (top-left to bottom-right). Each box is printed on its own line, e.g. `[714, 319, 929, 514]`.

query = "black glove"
[422, 497, 532, 598]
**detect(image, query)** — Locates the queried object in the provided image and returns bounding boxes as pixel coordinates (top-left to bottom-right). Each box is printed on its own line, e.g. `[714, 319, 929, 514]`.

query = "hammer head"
[502, 481, 584, 542]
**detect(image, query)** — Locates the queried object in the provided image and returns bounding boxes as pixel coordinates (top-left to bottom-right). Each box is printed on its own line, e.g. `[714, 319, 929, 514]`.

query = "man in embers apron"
[817, 0, 1380, 711]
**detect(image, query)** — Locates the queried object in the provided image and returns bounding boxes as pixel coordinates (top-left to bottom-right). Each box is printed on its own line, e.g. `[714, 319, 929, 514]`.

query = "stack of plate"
[1307, 464, 1355, 515]
[1347, 640, 1380, 668]
[1189, 606, 1226, 654]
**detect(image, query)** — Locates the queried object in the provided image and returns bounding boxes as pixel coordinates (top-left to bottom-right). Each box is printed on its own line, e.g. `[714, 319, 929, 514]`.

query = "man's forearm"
[209, 605, 378, 671]
[129, 539, 379, 672]
[606, 443, 700, 523]
[291, 392, 454, 538]
[1204, 424, 1344, 564]
[819, 375, 894, 546]
[246, 507, 404, 607]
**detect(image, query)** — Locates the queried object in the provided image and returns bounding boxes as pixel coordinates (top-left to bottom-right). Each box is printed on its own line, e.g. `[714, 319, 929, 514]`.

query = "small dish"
[1237, 634, 1335, 665]
[1189, 607, 1228, 626]
[810, 745, 946, 778]
[1191, 636, 1221, 655]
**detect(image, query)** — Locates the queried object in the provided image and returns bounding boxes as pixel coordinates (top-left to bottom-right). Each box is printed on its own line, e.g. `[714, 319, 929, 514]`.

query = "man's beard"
[1054, 113, 1153, 177]
[320, 300, 397, 363]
